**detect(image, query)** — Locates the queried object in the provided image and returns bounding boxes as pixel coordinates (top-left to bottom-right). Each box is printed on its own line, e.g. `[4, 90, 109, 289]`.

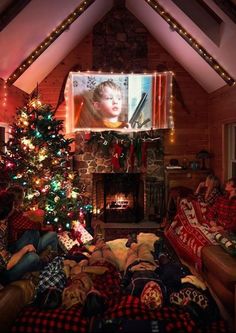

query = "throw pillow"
[107, 232, 159, 271]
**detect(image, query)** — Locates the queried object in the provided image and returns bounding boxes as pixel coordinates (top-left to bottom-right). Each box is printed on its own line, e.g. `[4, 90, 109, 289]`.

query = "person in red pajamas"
[205, 178, 236, 233]
[6, 185, 58, 261]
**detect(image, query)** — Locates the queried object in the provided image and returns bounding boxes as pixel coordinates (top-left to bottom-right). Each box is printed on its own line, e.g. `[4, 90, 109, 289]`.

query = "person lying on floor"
[120, 233, 219, 322]
[62, 238, 120, 314]
[34, 237, 121, 315]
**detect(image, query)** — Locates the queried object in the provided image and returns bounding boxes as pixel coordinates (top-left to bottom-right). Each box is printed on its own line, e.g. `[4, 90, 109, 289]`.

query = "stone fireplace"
[73, 131, 165, 223]
[66, 4, 168, 224]
[92, 173, 144, 223]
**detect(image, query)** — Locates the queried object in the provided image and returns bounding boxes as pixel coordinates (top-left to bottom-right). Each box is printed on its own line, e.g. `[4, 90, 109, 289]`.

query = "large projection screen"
[65, 72, 173, 132]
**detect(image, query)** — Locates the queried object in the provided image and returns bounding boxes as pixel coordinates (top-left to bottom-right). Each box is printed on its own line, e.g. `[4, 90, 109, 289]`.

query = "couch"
[0, 233, 230, 333]
[164, 199, 236, 331]
[201, 245, 236, 323]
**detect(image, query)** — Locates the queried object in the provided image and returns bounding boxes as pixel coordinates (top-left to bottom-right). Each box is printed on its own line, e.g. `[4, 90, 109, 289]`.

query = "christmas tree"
[0, 96, 92, 230]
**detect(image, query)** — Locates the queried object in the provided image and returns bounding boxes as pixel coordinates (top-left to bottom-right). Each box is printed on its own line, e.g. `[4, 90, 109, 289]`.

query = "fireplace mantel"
[74, 131, 165, 222]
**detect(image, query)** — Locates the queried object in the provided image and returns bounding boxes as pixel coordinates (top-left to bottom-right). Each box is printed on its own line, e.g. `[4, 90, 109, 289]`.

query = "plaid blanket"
[11, 244, 228, 333]
[104, 295, 228, 333]
[37, 256, 66, 294]
[91, 260, 122, 307]
[11, 305, 89, 333]
[11, 295, 228, 333]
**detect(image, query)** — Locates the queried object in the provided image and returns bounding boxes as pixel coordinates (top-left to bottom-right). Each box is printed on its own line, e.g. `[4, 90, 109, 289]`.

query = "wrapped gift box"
[58, 224, 93, 252]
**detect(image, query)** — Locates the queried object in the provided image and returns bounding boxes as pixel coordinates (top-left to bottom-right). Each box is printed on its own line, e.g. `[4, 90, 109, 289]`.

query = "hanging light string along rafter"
[6, 0, 95, 86]
[145, 0, 235, 86]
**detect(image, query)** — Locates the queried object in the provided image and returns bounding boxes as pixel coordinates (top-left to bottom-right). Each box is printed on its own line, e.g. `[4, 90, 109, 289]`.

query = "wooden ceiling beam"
[0, 0, 32, 32]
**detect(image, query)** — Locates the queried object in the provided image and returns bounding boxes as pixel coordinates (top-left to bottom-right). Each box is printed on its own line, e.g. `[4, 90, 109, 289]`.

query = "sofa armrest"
[0, 280, 35, 333]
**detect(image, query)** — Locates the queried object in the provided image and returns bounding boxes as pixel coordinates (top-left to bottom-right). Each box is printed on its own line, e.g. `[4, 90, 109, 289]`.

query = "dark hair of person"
[0, 191, 15, 220]
[82, 291, 107, 318]
[7, 184, 25, 206]
[228, 178, 236, 188]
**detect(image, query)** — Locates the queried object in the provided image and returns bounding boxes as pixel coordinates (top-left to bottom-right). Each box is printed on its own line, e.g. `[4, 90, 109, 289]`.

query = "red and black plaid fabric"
[104, 295, 198, 332]
[91, 260, 122, 307]
[206, 195, 236, 232]
[8, 210, 41, 244]
[11, 261, 121, 333]
[11, 305, 89, 333]
[11, 294, 228, 333]
[104, 295, 229, 333]
[11, 261, 229, 333]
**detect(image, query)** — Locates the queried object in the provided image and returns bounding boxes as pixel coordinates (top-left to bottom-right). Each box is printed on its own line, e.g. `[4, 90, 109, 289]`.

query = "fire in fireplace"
[92, 173, 144, 223]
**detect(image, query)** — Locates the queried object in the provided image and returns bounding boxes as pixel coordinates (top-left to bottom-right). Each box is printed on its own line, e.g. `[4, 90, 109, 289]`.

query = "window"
[0, 123, 9, 153]
[227, 123, 236, 178]
[172, 0, 223, 45]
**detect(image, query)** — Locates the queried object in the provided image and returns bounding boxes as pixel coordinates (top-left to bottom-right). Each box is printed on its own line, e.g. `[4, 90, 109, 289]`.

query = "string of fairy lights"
[5, 0, 235, 87]
[145, 0, 235, 86]
[64, 70, 175, 142]
[4, 0, 235, 145]
[6, 0, 96, 86]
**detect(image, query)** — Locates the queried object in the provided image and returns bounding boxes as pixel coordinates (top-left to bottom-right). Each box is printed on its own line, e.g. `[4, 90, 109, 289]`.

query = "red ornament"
[67, 211, 74, 218]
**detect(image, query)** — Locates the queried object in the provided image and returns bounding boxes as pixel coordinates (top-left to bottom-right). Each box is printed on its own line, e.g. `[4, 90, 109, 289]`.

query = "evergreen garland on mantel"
[84, 130, 164, 170]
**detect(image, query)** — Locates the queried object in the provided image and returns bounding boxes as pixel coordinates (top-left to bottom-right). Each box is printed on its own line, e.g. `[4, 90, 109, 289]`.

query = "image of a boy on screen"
[74, 76, 130, 129]
[68, 72, 173, 132]
[92, 80, 130, 129]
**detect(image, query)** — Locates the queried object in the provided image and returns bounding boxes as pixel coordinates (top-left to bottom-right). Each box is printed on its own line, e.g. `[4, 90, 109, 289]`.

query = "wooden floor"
[91, 218, 162, 229]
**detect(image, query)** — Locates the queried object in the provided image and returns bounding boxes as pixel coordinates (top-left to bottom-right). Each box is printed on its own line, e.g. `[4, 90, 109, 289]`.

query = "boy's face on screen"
[94, 86, 122, 119]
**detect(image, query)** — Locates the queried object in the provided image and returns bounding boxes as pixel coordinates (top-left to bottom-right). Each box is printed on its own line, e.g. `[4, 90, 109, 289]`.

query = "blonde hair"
[93, 80, 122, 102]
[206, 174, 220, 188]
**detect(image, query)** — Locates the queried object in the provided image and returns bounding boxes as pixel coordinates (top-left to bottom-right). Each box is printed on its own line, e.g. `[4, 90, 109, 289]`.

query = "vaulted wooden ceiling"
[0, 0, 236, 93]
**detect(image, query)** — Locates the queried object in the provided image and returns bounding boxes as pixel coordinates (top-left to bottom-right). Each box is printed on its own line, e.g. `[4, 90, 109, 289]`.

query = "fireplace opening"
[92, 173, 144, 223]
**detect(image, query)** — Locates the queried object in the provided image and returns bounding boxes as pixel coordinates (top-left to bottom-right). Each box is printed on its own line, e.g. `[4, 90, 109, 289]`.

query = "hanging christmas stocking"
[111, 142, 123, 169]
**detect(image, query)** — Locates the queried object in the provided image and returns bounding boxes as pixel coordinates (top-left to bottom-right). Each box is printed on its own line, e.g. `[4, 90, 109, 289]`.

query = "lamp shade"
[196, 150, 210, 159]
[196, 150, 211, 169]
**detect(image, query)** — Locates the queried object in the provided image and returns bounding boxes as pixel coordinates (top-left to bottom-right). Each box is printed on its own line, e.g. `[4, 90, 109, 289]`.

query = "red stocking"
[111, 143, 123, 169]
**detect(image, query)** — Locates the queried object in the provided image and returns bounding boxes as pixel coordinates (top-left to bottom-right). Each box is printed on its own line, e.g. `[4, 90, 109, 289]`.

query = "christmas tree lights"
[0, 97, 91, 230]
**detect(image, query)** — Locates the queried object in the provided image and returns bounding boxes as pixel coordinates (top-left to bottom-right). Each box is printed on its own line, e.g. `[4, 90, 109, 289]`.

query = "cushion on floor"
[106, 232, 159, 271]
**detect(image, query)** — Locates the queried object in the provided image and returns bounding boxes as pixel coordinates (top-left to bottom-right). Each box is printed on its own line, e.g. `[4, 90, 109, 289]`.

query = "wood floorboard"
[91, 218, 162, 229]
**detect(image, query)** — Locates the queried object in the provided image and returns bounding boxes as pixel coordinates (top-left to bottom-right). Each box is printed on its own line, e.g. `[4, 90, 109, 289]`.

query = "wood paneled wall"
[0, 79, 26, 124]
[38, 7, 209, 171]
[208, 85, 236, 181]
[3, 5, 235, 182]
